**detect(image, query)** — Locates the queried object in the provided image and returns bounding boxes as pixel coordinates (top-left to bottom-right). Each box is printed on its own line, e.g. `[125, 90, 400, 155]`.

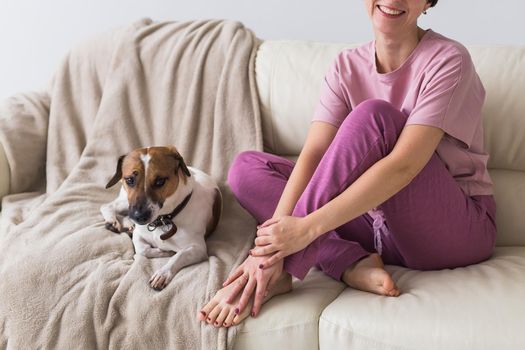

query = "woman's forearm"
[272, 122, 338, 218]
[304, 155, 414, 239]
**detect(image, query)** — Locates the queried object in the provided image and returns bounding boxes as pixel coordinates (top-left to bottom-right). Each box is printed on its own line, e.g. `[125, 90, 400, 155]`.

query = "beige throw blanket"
[0, 18, 262, 349]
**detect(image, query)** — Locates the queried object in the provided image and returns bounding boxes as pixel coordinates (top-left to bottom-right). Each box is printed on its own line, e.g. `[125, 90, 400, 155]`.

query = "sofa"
[1, 39, 524, 349]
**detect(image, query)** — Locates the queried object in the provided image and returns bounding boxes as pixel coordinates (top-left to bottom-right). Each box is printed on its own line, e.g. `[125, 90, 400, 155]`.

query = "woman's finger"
[250, 244, 277, 257]
[222, 265, 244, 286]
[225, 274, 249, 303]
[257, 217, 279, 229]
[254, 236, 272, 247]
[236, 276, 257, 315]
[256, 227, 271, 237]
[260, 252, 284, 269]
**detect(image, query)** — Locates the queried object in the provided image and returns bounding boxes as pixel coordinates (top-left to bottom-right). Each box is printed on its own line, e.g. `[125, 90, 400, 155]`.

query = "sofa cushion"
[319, 247, 525, 350]
[490, 169, 525, 246]
[255, 41, 354, 157]
[467, 46, 525, 173]
[233, 268, 345, 350]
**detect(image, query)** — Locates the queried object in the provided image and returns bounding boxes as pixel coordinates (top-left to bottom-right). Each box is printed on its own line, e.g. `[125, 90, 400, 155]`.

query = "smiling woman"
[198, 0, 497, 329]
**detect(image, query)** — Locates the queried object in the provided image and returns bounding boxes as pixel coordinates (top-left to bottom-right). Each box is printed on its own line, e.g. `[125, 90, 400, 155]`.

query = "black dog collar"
[147, 191, 193, 240]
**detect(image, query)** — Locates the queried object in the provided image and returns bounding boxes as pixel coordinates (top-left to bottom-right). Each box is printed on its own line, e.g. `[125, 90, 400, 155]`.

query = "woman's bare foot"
[197, 271, 292, 327]
[342, 253, 400, 297]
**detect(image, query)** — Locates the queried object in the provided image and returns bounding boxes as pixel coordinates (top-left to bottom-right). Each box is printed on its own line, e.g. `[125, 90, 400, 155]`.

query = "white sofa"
[1, 41, 524, 350]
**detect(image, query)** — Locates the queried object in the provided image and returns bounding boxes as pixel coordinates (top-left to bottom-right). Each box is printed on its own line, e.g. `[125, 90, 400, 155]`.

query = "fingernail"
[258, 264, 263, 269]
[234, 308, 239, 315]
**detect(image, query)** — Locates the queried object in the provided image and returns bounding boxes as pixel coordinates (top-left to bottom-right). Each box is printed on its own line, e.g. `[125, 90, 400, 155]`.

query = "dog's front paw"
[105, 220, 123, 233]
[121, 217, 135, 235]
[105, 216, 135, 235]
[149, 268, 174, 291]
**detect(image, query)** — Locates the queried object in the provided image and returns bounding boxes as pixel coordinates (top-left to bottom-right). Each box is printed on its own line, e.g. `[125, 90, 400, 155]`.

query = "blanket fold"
[0, 18, 262, 349]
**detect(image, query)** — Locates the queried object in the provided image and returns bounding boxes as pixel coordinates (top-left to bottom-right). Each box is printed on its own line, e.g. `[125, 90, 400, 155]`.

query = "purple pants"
[228, 99, 497, 281]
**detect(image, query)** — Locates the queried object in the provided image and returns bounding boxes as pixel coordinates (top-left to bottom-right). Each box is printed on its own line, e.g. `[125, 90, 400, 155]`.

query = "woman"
[198, 0, 497, 328]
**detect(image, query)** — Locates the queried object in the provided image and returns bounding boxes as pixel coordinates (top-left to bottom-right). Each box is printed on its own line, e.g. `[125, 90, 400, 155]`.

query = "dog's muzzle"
[129, 205, 152, 225]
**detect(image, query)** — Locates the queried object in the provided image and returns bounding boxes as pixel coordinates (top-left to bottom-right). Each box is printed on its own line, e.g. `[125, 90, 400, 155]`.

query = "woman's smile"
[376, 4, 406, 18]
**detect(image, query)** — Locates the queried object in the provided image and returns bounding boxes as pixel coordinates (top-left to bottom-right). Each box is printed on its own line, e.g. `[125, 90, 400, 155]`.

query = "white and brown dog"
[101, 146, 222, 290]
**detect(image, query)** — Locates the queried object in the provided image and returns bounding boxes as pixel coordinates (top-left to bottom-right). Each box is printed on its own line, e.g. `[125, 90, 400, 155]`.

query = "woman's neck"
[374, 27, 426, 73]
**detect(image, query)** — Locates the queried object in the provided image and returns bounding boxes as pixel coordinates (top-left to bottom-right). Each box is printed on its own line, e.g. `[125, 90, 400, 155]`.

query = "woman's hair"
[428, 0, 438, 7]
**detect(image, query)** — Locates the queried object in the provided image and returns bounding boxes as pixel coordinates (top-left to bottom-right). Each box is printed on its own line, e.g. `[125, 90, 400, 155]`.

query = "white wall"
[1, 0, 523, 100]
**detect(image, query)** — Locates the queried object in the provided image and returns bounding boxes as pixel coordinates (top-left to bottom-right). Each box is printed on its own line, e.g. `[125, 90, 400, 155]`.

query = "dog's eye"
[125, 177, 135, 187]
[154, 177, 167, 188]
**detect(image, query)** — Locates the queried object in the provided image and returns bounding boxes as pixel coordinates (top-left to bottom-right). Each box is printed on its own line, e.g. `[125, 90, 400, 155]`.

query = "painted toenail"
[200, 311, 206, 316]
[234, 308, 239, 315]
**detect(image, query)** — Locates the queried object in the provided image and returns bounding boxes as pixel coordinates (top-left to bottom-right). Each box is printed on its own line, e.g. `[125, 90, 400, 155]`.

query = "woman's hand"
[250, 215, 316, 268]
[222, 255, 284, 317]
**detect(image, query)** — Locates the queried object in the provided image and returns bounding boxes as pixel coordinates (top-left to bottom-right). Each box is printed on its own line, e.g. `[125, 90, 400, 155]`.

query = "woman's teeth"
[378, 5, 404, 16]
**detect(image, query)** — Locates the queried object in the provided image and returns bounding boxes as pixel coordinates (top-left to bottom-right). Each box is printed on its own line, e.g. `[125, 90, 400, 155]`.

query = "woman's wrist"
[301, 213, 324, 242]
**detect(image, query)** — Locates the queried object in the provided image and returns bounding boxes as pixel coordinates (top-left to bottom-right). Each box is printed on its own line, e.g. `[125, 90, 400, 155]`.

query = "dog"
[100, 146, 222, 290]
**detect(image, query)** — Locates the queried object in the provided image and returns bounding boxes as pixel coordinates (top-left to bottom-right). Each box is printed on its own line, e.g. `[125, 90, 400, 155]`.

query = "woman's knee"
[341, 99, 406, 136]
[227, 150, 262, 195]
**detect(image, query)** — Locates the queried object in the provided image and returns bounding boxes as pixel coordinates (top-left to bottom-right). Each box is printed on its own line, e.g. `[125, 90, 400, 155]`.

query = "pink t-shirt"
[312, 29, 493, 196]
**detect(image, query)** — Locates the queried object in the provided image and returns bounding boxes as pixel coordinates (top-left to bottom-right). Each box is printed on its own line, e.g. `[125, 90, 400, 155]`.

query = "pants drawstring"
[367, 208, 389, 256]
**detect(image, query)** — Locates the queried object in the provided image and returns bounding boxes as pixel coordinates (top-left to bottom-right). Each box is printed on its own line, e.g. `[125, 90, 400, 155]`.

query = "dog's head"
[106, 146, 191, 225]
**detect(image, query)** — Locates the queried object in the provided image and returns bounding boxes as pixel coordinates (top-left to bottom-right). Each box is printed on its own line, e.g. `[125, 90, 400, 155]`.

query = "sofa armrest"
[0, 141, 9, 201]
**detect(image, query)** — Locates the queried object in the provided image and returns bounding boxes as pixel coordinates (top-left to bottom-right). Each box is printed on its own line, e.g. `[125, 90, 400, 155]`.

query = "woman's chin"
[373, 21, 407, 38]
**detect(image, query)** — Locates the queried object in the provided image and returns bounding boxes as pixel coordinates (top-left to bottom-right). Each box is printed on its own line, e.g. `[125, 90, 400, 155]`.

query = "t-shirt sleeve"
[405, 51, 485, 149]
[311, 54, 351, 128]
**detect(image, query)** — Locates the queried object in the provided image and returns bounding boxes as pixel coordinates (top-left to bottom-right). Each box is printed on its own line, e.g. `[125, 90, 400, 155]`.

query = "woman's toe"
[197, 309, 207, 321]
[385, 284, 400, 296]
[200, 299, 218, 321]
[207, 304, 222, 324]
[223, 309, 236, 327]
[214, 307, 230, 327]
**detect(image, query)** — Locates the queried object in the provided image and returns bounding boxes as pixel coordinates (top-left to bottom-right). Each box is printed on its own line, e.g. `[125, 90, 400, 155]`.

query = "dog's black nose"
[130, 207, 152, 225]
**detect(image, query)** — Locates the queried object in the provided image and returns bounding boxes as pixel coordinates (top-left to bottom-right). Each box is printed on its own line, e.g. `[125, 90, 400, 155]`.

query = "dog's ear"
[169, 147, 191, 177]
[106, 155, 126, 189]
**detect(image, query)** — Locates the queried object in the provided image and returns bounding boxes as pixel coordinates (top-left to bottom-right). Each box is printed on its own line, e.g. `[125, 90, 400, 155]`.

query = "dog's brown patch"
[205, 188, 222, 239]
[120, 149, 148, 206]
[145, 148, 180, 206]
